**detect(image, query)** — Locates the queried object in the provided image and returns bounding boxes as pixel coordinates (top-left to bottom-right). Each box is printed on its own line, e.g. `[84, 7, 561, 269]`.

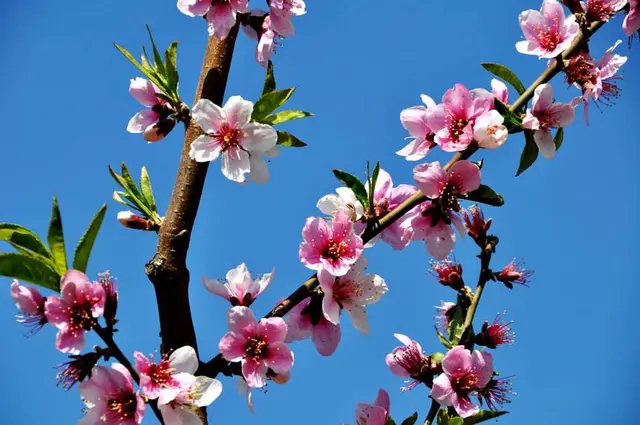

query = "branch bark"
[145, 24, 240, 356]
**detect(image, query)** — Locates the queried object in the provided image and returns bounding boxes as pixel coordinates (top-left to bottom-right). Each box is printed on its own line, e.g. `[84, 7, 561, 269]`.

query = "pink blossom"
[55, 351, 101, 391]
[431, 346, 494, 418]
[411, 160, 481, 259]
[491, 79, 509, 104]
[426, 84, 494, 152]
[584, 0, 628, 22]
[495, 259, 534, 288]
[476, 313, 515, 349]
[565, 41, 627, 123]
[10, 280, 48, 335]
[98, 271, 118, 327]
[269, 0, 307, 37]
[435, 301, 456, 330]
[190, 96, 278, 183]
[134, 346, 199, 402]
[431, 257, 464, 290]
[44, 270, 106, 354]
[203, 263, 273, 307]
[462, 205, 492, 247]
[299, 211, 364, 276]
[397, 94, 437, 161]
[522, 83, 575, 158]
[516, 0, 580, 58]
[385, 334, 431, 391]
[284, 297, 342, 356]
[355, 389, 390, 425]
[177, 0, 212, 17]
[317, 187, 365, 222]
[210, 1, 249, 40]
[77, 363, 146, 425]
[126, 78, 174, 143]
[472, 110, 508, 150]
[219, 306, 293, 388]
[317, 256, 387, 333]
[158, 375, 222, 425]
[256, 15, 277, 67]
[476, 377, 515, 412]
[624, 0, 640, 35]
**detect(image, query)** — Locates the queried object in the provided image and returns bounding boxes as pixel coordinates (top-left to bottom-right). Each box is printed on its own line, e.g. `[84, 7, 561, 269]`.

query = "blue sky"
[1, 1, 638, 424]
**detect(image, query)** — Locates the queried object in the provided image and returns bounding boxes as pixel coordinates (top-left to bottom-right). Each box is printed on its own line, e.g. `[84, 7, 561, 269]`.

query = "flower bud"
[10, 280, 48, 336]
[117, 211, 157, 231]
[143, 118, 176, 143]
[495, 259, 533, 289]
[97, 271, 118, 328]
[475, 313, 515, 349]
[430, 258, 464, 291]
[55, 351, 102, 391]
[462, 205, 492, 247]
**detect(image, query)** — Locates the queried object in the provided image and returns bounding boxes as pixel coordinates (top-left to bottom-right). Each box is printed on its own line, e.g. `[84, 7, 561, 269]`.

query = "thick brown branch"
[145, 24, 240, 356]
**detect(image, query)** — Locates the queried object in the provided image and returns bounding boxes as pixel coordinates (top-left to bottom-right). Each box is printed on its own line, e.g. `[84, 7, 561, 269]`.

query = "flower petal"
[224, 95, 253, 127]
[413, 161, 448, 199]
[242, 123, 278, 153]
[189, 135, 222, 163]
[442, 345, 472, 376]
[242, 358, 268, 388]
[192, 99, 225, 134]
[263, 341, 294, 373]
[533, 128, 556, 159]
[312, 319, 341, 356]
[448, 160, 481, 194]
[257, 317, 288, 343]
[169, 346, 199, 375]
[221, 148, 251, 183]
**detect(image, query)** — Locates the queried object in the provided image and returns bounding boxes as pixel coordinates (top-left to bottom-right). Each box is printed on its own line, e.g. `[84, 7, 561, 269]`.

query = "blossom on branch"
[78, 364, 146, 425]
[126, 78, 175, 142]
[385, 334, 432, 391]
[44, 270, 106, 354]
[317, 187, 365, 222]
[10, 280, 48, 335]
[284, 296, 342, 356]
[495, 259, 534, 288]
[158, 375, 223, 425]
[189, 96, 278, 184]
[583, 0, 628, 22]
[317, 256, 387, 333]
[431, 257, 464, 291]
[624, 0, 640, 35]
[516, 0, 580, 59]
[522, 83, 575, 159]
[398, 94, 437, 160]
[219, 306, 294, 388]
[134, 346, 199, 402]
[269, 0, 307, 37]
[177, 0, 249, 40]
[475, 313, 515, 348]
[354, 389, 390, 425]
[203, 263, 273, 307]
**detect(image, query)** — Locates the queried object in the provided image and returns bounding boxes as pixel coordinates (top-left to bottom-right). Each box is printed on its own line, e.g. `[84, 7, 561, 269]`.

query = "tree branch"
[423, 399, 440, 425]
[145, 24, 240, 356]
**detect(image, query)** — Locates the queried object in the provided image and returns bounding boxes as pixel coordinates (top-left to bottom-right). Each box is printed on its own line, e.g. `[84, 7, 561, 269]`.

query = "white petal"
[248, 155, 270, 184]
[192, 99, 225, 133]
[241, 123, 278, 153]
[221, 149, 251, 182]
[169, 346, 199, 375]
[223, 96, 254, 127]
[347, 306, 370, 334]
[189, 135, 222, 163]
[317, 194, 342, 216]
[193, 377, 223, 407]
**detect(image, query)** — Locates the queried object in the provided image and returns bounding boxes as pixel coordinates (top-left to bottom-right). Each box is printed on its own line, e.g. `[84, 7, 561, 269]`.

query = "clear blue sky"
[1, 1, 638, 424]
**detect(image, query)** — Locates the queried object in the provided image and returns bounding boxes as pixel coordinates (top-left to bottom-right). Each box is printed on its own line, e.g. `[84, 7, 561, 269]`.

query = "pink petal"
[129, 77, 159, 107]
[443, 84, 473, 119]
[223, 95, 253, 128]
[374, 389, 390, 412]
[219, 332, 248, 362]
[263, 341, 294, 373]
[385, 350, 410, 377]
[431, 373, 456, 406]
[242, 123, 278, 154]
[111, 363, 135, 391]
[598, 40, 627, 79]
[10, 281, 44, 315]
[413, 161, 448, 199]
[202, 277, 232, 301]
[226, 263, 252, 297]
[522, 110, 540, 130]
[230, 0, 249, 13]
[448, 160, 481, 194]
[227, 306, 258, 336]
[299, 242, 322, 270]
[332, 211, 354, 242]
[312, 319, 341, 356]
[442, 346, 472, 376]
[257, 317, 288, 343]
[453, 394, 480, 419]
[400, 106, 429, 138]
[547, 103, 576, 128]
[533, 128, 556, 159]
[471, 350, 494, 388]
[177, 0, 211, 17]
[396, 137, 434, 161]
[425, 104, 447, 133]
[491, 79, 509, 104]
[518, 9, 545, 42]
[207, 3, 237, 40]
[302, 216, 331, 246]
[221, 148, 251, 183]
[169, 346, 198, 375]
[242, 358, 268, 388]
[44, 296, 67, 326]
[532, 84, 554, 115]
[248, 155, 270, 184]
[191, 99, 225, 134]
[623, 0, 640, 36]
[322, 292, 342, 325]
[55, 328, 85, 354]
[269, 9, 295, 36]
[372, 169, 394, 202]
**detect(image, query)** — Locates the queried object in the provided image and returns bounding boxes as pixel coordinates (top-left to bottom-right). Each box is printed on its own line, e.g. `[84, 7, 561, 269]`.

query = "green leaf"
[368, 161, 380, 212]
[333, 169, 369, 209]
[0, 224, 51, 258]
[140, 167, 156, 211]
[261, 110, 313, 126]
[146, 25, 165, 76]
[516, 130, 539, 176]
[47, 196, 67, 275]
[438, 410, 463, 425]
[447, 304, 465, 345]
[385, 417, 397, 425]
[73, 205, 107, 273]
[164, 41, 179, 95]
[493, 100, 523, 133]
[276, 131, 307, 147]
[401, 412, 419, 425]
[262, 60, 276, 96]
[435, 325, 453, 349]
[464, 185, 505, 207]
[481, 63, 525, 95]
[121, 163, 144, 201]
[463, 411, 508, 425]
[0, 253, 61, 291]
[554, 127, 564, 151]
[252, 88, 296, 122]
[109, 165, 154, 217]
[113, 43, 165, 93]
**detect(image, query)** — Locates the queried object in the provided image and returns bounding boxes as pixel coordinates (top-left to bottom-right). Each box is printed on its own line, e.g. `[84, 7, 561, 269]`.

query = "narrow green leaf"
[121, 163, 144, 201]
[438, 410, 463, 425]
[516, 130, 539, 176]
[113, 43, 165, 92]
[462, 411, 508, 425]
[401, 412, 419, 425]
[554, 127, 564, 151]
[0, 253, 61, 291]
[261, 110, 313, 125]
[447, 304, 465, 345]
[385, 417, 397, 425]
[494, 100, 523, 133]
[368, 161, 380, 212]
[464, 185, 505, 207]
[164, 41, 179, 98]
[146, 25, 165, 75]
[73, 205, 107, 273]
[332, 169, 369, 209]
[0, 224, 51, 258]
[435, 325, 453, 349]
[47, 196, 67, 275]
[481, 63, 525, 95]
[252, 88, 296, 122]
[140, 167, 157, 211]
[276, 131, 307, 147]
[262, 60, 276, 96]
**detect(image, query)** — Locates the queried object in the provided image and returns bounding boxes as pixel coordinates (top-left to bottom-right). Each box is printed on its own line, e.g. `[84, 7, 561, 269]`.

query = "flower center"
[565, 55, 598, 86]
[148, 360, 174, 386]
[536, 22, 561, 52]
[68, 301, 98, 332]
[213, 123, 242, 149]
[322, 239, 348, 261]
[586, 0, 617, 21]
[333, 278, 363, 304]
[393, 345, 430, 379]
[451, 371, 480, 393]
[447, 117, 468, 141]
[108, 392, 138, 420]
[246, 336, 268, 360]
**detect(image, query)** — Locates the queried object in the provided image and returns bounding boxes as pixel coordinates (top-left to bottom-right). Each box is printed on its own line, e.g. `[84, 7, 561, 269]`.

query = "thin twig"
[423, 399, 440, 425]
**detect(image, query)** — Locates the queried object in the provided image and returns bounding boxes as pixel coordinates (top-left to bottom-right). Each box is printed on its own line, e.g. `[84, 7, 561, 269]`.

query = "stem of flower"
[93, 325, 164, 423]
[423, 399, 440, 425]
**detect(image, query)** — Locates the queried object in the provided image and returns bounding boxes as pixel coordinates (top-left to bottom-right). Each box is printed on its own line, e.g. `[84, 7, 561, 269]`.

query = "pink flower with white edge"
[203, 263, 273, 307]
[491, 79, 509, 104]
[565, 40, 627, 123]
[516, 0, 580, 59]
[584, 0, 628, 22]
[299, 211, 364, 276]
[431, 346, 494, 418]
[522, 83, 575, 158]
[385, 334, 432, 391]
[177, 0, 212, 17]
[318, 256, 387, 334]
[355, 389, 390, 425]
[284, 297, 342, 356]
[398, 94, 437, 161]
[209, 1, 249, 40]
[426, 84, 494, 152]
[257, 15, 277, 67]
[44, 270, 106, 354]
[624, 0, 640, 35]
[411, 161, 481, 259]
[134, 345, 199, 402]
[219, 306, 294, 388]
[269, 0, 307, 37]
[10, 280, 48, 335]
[78, 364, 146, 425]
[158, 374, 222, 425]
[189, 96, 278, 183]
[127, 78, 174, 142]
[473, 110, 508, 149]
[435, 301, 456, 330]
[317, 187, 365, 222]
